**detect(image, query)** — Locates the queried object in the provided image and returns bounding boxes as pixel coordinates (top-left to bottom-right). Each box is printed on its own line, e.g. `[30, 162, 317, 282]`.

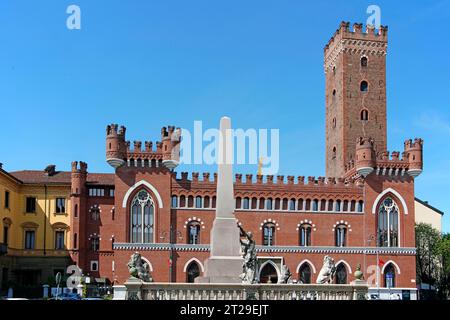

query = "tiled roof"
[10, 171, 114, 185]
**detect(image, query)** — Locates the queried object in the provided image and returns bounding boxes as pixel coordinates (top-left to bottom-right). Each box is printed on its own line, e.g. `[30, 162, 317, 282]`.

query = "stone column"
[42, 284, 49, 299]
[197, 117, 243, 283]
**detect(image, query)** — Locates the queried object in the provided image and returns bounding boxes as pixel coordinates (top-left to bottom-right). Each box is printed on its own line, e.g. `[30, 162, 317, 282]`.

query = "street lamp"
[367, 233, 381, 297]
[160, 229, 183, 282]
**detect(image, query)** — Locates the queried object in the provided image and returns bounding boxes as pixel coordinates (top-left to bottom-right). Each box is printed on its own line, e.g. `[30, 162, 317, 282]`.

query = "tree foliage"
[415, 223, 450, 299]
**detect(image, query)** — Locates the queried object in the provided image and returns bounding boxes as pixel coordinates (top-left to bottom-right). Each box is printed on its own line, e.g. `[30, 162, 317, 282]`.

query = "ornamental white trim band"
[112, 243, 416, 255]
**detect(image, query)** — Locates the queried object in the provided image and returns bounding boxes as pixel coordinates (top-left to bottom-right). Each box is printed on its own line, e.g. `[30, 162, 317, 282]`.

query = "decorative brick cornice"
[325, 39, 387, 72]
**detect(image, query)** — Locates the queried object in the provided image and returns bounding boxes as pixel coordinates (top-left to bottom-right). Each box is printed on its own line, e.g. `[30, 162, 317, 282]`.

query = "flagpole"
[377, 250, 380, 295]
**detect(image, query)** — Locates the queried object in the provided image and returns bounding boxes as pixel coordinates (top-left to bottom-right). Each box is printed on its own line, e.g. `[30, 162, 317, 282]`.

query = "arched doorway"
[335, 263, 347, 284]
[186, 262, 200, 283]
[259, 262, 278, 283]
[298, 264, 312, 284]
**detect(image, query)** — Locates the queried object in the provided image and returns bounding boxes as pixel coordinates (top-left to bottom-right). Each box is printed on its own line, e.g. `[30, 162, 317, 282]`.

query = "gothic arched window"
[335, 225, 347, 247]
[384, 263, 396, 288]
[130, 190, 154, 243]
[335, 264, 347, 284]
[377, 197, 399, 247]
[298, 264, 312, 284]
[187, 221, 201, 245]
[263, 223, 275, 246]
[186, 262, 200, 283]
[299, 224, 312, 246]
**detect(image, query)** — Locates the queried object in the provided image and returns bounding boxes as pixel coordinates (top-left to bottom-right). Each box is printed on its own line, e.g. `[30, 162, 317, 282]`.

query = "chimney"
[44, 164, 56, 176]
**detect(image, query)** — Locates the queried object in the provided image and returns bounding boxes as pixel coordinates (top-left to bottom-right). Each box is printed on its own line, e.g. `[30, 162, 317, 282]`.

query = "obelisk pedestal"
[196, 117, 243, 283]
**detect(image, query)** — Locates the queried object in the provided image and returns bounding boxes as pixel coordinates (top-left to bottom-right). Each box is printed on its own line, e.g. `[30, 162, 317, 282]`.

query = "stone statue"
[354, 263, 364, 280]
[127, 252, 153, 282]
[238, 225, 257, 284]
[278, 263, 293, 284]
[316, 255, 336, 284]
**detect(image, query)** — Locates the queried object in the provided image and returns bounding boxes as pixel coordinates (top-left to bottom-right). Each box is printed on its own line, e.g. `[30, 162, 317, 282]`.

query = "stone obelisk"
[196, 116, 243, 283]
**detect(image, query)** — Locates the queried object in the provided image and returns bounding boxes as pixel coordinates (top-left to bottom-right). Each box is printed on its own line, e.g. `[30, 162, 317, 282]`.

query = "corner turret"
[404, 138, 424, 178]
[161, 126, 182, 170]
[106, 124, 127, 169]
[355, 137, 375, 177]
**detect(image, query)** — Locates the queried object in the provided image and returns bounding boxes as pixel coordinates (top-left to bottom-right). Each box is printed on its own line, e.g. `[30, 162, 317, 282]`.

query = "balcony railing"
[124, 280, 368, 300]
[4, 247, 70, 257]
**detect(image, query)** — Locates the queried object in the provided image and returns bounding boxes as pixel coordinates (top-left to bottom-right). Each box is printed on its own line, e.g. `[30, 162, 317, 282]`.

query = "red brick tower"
[325, 22, 388, 178]
[70, 161, 88, 269]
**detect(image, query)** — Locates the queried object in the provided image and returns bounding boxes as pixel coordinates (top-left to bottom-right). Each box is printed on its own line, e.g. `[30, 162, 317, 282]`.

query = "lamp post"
[367, 233, 380, 297]
[160, 229, 183, 282]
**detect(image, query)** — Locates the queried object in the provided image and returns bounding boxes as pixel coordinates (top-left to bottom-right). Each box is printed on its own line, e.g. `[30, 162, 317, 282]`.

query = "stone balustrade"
[123, 279, 368, 300]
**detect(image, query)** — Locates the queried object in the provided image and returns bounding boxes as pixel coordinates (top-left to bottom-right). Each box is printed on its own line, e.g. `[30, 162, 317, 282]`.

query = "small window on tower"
[361, 56, 368, 67]
[332, 117, 336, 128]
[332, 66, 336, 75]
[360, 81, 369, 92]
[361, 109, 369, 121]
[332, 147, 337, 159]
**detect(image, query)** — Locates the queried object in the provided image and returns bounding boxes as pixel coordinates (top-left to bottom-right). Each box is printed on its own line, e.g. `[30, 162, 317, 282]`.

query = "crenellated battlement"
[106, 123, 126, 137]
[324, 21, 388, 52]
[347, 136, 424, 179]
[324, 21, 388, 72]
[106, 123, 181, 170]
[174, 172, 360, 189]
[71, 161, 88, 173]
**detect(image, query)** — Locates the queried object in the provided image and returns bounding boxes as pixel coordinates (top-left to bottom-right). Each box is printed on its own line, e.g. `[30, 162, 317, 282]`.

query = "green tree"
[415, 223, 450, 300]
[415, 223, 441, 287]
[436, 233, 450, 299]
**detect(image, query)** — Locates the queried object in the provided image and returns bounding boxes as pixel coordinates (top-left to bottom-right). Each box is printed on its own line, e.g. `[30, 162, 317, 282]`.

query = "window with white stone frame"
[263, 223, 275, 246]
[377, 197, 399, 247]
[187, 221, 201, 244]
[335, 225, 347, 247]
[130, 190, 154, 243]
[90, 260, 99, 272]
[299, 224, 312, 246]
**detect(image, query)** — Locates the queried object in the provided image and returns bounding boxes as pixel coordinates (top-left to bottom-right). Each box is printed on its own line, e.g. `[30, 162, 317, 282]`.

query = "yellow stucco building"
[414, 198, 444, 232]
[0, 164, 72, 296]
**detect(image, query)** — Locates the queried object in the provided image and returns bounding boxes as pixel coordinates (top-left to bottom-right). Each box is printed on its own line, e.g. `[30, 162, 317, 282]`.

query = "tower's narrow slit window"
[361, 56, 368, 68]
[360, 81, 369, 92]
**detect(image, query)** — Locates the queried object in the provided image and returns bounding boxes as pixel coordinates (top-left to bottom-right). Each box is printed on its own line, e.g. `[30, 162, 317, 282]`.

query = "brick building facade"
[66, 22, 423, 295]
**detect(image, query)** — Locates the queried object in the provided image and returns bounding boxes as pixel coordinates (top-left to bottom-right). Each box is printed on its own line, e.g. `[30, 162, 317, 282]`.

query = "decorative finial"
[257, 157, 264, 176]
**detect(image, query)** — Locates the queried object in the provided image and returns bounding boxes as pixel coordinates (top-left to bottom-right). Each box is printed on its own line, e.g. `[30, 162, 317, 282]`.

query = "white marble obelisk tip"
[217, 116, 234, 218]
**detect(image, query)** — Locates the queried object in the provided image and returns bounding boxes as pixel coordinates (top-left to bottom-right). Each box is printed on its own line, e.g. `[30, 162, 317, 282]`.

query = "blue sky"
[0, 1, 449, 231]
